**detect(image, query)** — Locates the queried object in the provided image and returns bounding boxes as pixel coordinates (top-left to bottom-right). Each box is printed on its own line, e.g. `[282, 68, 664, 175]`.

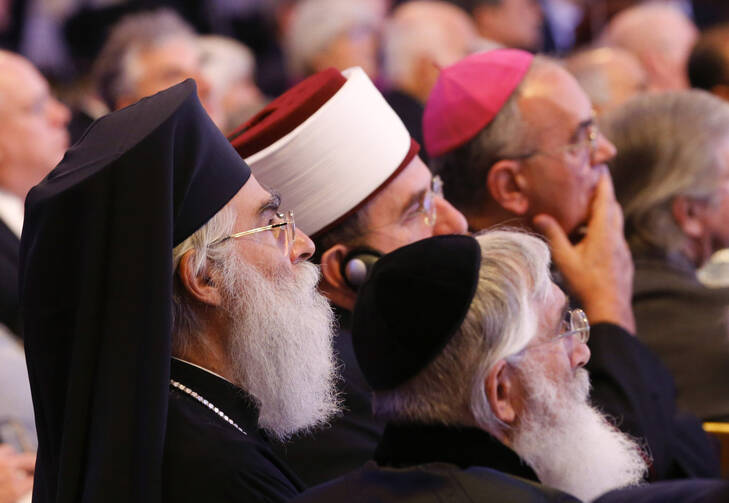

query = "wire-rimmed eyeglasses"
[513, 308, 590, 357]
[210, 210, 296, 255]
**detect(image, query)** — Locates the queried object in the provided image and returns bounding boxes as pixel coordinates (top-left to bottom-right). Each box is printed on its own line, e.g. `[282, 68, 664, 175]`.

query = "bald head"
[0, 51, 70, 199]
[565, 47, 648, 115]
[601, 3, 697, 91]
[384, 1, 477, 102]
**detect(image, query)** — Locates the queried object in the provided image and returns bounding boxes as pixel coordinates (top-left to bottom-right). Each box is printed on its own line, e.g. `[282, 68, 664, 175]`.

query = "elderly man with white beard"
[293, 231, 648, 502]
[20, 80, 338, 503]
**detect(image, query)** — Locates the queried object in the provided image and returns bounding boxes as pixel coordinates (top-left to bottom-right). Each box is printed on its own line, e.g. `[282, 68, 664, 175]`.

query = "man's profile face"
[517, 64, 616, 235]
[204, 175, 337, 439]
[355, 156, 467, 254]
[124, 36, 223, 126]
[697, 135, 729, 259]
[221, 175, 315, 276]
[0, 54, 70, 187]
[505, 284, 646, 501]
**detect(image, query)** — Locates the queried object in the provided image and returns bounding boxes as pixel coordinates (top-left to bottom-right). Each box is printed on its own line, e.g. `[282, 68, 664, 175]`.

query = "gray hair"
[285, 0, 379, 78]
[372, 229, 551, 434]
[430, 56, 552, 217]
[602, 90, 729, 255]
[93, 8, 195, 110]
[171, 207, 236, 357]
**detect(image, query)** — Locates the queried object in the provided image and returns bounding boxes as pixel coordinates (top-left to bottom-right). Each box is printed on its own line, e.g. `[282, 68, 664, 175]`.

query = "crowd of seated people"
[4, 1, 729, 502]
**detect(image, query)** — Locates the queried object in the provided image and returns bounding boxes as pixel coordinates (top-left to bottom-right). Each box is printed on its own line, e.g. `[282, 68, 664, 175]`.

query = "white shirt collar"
[0, 189, 23, 238]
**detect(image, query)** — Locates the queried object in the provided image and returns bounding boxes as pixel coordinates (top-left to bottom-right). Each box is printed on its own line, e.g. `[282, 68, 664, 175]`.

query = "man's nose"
[432, 197, 468, 236]
[570, 337, 591, 369]
[592, 132, 616, 166]
[291, 228, 315, 264]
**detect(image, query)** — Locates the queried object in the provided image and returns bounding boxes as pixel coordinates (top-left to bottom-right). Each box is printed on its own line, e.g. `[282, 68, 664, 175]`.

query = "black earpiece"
[340, 247, 382, 290]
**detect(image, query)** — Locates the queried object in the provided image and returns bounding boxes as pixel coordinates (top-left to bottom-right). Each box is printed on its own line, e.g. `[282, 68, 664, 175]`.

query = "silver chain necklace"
[170, 379, 247, 436]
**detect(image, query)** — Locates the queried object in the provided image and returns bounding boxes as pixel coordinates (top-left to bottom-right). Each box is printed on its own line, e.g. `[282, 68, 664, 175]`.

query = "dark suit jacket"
[631, 254, 729, 421]
[0, 218, 20, 335]
[163, 359, 304, 502]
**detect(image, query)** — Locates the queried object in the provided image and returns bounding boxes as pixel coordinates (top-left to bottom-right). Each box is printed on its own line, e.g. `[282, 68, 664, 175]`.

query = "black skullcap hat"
[353, 235, 482, 391]
[20, 80, 250, 502]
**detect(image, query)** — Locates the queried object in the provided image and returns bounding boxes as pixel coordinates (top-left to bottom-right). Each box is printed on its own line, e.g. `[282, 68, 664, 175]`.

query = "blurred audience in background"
[565, 47, 648, 115]
[198, 35, 267, 134]
[0, 48, 67, 502]
[689, 24, 729, 101]
[444, 0, 543, 51]
[382, 1, 477, 161]
[92, 8, 223, 127]
[603, 90, 729, 422]
[284, 0, 382, 81]
[599, 2, 697, 91]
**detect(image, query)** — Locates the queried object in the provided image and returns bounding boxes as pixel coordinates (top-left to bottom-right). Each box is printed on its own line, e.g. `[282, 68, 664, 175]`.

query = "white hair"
[171, 206, 339, 440]
[603, 90, 729, 256]
[285, 0, 380, 78]
[171, 206, 236, 357]
[218, 248, 339, 440]
[382, 1, 476, 87]
[93, 8, 196, 109]
[198, 35, 256, 93]
[512, 357, 647, 501]
[372, 229, 551, 433]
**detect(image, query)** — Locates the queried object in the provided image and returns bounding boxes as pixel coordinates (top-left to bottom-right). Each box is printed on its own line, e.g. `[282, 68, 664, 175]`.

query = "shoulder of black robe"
[164, 359, 303, 502]
[290, 461, 580, 503]
[20, 79, 251, 503]
[593, 478, 729, 503]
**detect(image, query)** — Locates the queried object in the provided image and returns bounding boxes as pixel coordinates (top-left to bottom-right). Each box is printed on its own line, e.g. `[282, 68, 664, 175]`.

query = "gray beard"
[219, 254, 340, 441]
[511, 358, 648, 502]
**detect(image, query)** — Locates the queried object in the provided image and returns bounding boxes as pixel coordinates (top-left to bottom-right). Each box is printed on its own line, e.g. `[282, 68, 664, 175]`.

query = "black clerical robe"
[162, 359, 305, 502]
[292, 422, 580, 502]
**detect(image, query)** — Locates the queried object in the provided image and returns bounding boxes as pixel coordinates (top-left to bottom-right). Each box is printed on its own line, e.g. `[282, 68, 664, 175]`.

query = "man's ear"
[672, 195, 706, 239]
[177, 250, 222, 307]
[487, 159, 530, 216]
[320, 244, 357, 311]
[485, 359, 520, 428]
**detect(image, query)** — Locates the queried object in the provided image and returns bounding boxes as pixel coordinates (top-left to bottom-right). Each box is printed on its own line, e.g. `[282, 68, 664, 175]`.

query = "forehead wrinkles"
[519, 67, 592, 145]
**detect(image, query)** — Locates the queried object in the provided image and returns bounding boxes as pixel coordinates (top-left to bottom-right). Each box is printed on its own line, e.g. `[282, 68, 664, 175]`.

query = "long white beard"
[511, 359, 648, 502]
[219, 255, 340, 441]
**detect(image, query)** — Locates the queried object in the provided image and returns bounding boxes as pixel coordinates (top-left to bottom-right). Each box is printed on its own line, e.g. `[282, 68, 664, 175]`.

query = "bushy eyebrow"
[257, 192, 281, 216]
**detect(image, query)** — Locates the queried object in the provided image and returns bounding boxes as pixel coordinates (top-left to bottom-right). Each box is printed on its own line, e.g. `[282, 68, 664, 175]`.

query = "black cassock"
[292, 422, 580, 503]
[163, 358, 304, 502]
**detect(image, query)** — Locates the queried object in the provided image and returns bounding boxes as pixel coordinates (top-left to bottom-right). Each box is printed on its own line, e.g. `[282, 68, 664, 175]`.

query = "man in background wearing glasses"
[230, 66, 468, 486]
[424, 49, 718, 481]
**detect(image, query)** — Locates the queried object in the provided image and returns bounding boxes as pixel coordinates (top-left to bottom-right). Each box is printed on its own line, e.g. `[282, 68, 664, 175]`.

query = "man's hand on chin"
[533, 172, 636, 334]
